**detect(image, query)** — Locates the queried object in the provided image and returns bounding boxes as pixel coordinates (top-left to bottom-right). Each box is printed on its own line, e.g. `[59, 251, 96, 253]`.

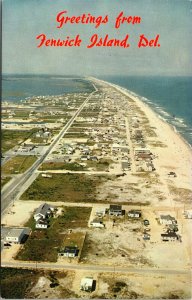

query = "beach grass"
[1, 267, 39, 299]
[20, 173, 108, 202]
[39, 162, 85, 171]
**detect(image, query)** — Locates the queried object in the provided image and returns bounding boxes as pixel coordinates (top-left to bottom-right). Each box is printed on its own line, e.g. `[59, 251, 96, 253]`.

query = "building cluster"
[159, 214, 180, 242]
[22, 93, 88, 109]
[44, 89, 134, 172]
[134, 148, 155, 171]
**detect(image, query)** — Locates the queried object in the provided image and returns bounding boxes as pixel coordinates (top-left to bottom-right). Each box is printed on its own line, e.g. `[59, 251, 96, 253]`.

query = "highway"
[1, 85, 98, 216]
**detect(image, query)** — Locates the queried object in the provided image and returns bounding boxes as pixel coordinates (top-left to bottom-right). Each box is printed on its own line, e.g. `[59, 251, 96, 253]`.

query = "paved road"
[1, 260, 190, 276]
[1, 85, 98, 216]
[125, 117, 136, 172]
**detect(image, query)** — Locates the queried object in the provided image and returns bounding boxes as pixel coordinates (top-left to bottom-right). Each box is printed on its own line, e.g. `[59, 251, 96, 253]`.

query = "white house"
[80, 277, 94, 292]
[128, 210, 142, 218]
[34, 203, 54, 222]
[90, 219, 105, 228]
[58, 246, 78, 258]
[41, 173, 52, 178]
[80, 155, 89, 161]
[159, 215, 176, 225]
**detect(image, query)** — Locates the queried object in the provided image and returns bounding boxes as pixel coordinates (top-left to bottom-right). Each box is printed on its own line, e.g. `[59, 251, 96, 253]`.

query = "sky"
[2, 0, 192, 76]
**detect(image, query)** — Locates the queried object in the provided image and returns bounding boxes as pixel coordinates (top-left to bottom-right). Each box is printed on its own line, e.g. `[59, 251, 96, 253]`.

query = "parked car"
[143, 219, 150, 226]
[168, 171, 177, 177]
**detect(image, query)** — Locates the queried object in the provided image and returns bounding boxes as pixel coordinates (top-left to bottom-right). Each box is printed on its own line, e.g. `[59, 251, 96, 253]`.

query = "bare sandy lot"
[96, 272, 191, 299]
[81, 209, 191, 269]
[26, 270, 192, 299]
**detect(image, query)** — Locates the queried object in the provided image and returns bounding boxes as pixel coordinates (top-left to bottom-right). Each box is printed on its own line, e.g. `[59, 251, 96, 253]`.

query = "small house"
[109, 205, 123, 216]
[80, 277, 94, 292]
[128, 210, 141, 218]
[42, 173, 52, 178]
[143, 233, 150, 240]
[58, 246, 79, 258]
[159, 215, 176, 225]
[161, 232, 178, 242]
[168, 172, 177, 177]
[34, 203, 54, 222]
[90, 219, 105, 228]
[184, 210, 192, 219]
[80, 155, 89, 161]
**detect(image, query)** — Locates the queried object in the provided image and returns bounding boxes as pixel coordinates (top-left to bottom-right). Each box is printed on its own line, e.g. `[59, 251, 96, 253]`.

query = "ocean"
[2, 74, 192, 146]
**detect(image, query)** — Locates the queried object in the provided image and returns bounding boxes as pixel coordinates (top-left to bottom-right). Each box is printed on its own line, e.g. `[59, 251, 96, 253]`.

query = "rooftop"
[109, 204, 122, 211]
[160, 215, 175, 220]
[34, 203, 53, 216]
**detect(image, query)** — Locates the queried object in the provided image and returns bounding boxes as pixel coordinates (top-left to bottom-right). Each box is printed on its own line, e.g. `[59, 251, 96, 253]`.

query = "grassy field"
[68, 127, 87, 132]
[62, 231, 86, 257]
[64, 132, 88, 138]
[168, 185, 192, 203]
[16, 206, 91, 262]
[39, 162, 85, 171]
[21, 173, 109, 202]
[29, 136, 50, 144]
[86, 159, 112, 171]
[14, 110, 31, 118]
[2, 130, 36, 153]
[39, 160, 112, 172]
[2, 156, 37, 174]
[1, 267, 39, 299]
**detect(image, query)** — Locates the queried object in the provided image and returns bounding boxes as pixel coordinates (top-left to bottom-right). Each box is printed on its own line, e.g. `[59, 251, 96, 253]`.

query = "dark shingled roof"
[34, 203, 52, 217]
[109, 205, 122, 211]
